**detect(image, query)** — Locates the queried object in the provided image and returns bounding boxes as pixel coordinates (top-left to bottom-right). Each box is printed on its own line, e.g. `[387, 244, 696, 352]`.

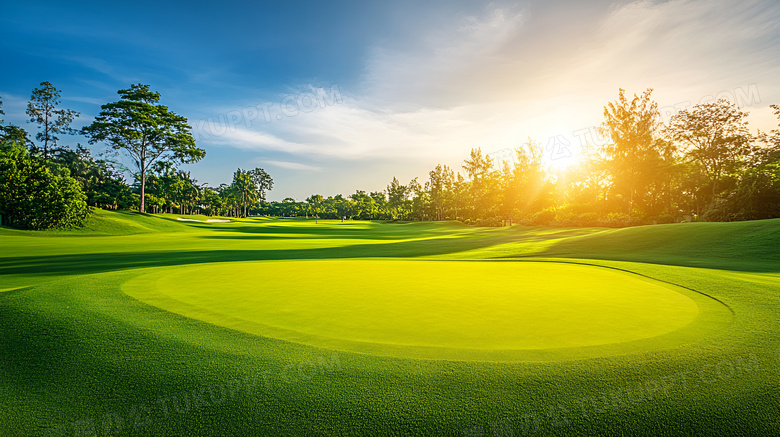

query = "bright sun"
[544, 142, 585, 171]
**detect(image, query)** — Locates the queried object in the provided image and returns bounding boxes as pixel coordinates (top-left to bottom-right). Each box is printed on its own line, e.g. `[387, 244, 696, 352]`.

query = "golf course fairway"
[1, 211, 778, 436]
[124, 260, 731, 361]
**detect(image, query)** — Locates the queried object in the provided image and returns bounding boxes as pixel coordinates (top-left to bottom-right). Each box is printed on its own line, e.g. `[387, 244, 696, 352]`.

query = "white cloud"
[0, 92, 28, 124]
[64, 95, 107, 106]
[204, 128, 309, 154]
[262, 160, 322, 172]
[573, 0, 780, 89]
[359, 6, 526, 109]
[208, 0, 780, 175]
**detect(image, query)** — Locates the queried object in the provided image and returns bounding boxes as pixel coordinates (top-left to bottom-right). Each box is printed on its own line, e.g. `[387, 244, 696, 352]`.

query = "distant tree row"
[2, 83, 779, 229]
[263, 89, 780, 226]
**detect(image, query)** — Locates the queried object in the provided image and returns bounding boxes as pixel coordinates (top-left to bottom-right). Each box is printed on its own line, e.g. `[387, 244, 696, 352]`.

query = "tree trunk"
[140, 160, 146, 213]
[43, 114, 50, 160]
[711, 176, 719, 204]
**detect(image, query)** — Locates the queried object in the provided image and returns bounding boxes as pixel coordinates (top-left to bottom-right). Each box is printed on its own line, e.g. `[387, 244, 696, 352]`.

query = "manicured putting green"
[123, 260, 731, 361]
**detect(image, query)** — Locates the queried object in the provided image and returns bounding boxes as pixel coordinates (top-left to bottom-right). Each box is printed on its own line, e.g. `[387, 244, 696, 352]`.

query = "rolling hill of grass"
[537, 219, 780, 271]
[0, 211, 777, 436]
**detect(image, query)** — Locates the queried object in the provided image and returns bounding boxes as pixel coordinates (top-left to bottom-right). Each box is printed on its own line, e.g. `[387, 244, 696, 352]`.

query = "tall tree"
[231, 169, 256, 217]
[279, 198, 299, 217]
[562, 148, 611, 213]
[82, 84, 205, 213]
[599, 88, 665, 217]
[386, 177, 408, 220]
[351, 190, 377, 219]
[26, 81, 80, 159]
[462, 147, 493, 182]
[229, 167, 273, 217]
[428, 164, 453, 221]
[369, 191, 388, 219]
[333, 194, 355, 220]
[201, 186, 224, 216]
[504, 142, 548, 223]
[451, 172, 467, 221]
[668, 99, 752, 205]
[218, 183, 239, 217]
[249, 167, 274, 201]
[760, 104, 780, 163]
[497, 160, 515, 225]
[462, 147, 494, 219]
[306, 194, 324, 223]
[407, 177, 428, 221]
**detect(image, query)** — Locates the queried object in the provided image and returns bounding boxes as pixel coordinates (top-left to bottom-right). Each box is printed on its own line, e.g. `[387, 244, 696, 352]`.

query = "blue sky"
[2, 0, 780, 200]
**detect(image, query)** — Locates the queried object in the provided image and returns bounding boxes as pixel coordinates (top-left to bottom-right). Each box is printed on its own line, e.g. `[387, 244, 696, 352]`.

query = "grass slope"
[0, 211, 778, 436]
[538, 219, 780, 271]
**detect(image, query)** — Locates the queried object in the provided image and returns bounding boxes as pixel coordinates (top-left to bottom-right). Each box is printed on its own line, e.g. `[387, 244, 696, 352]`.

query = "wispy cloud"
[202, 0, 780, 184]
[360, 6, 526, 109]
[261, 160, 323, 171]
[64, 95, 107, 106]
[571, 0, 780, 91]
[207, 128, 308, 154]
[0, 91, 30, 125]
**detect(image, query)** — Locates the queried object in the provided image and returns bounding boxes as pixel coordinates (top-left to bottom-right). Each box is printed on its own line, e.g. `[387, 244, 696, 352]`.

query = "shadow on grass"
[0, 286, 301, 436]
[0, 235, 514, 277]
[198, 221, 481, 241]
[523, 250, 780, 273]
[509, 227, 780, 273]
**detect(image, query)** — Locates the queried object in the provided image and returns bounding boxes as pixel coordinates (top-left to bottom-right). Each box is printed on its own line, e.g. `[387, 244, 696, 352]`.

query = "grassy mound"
[537, 219, 780, 271]
[0, 212, 777, 436]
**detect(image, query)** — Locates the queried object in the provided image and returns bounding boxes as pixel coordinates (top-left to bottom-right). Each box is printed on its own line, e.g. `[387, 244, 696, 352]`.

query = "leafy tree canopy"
[82, 84, 205, 213]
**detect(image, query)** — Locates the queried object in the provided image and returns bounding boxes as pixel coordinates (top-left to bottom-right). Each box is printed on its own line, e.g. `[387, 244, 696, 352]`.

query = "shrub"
[531, 209, 556, 225]
[702, 199, 735, 222]
[598, 213, 629, 228]
[473, 217, 503, 227]
[703, 170, 780, 222]
[653, 214, 677, 224]
[0, 143, 89, 229]
[577, 212, 601, 227]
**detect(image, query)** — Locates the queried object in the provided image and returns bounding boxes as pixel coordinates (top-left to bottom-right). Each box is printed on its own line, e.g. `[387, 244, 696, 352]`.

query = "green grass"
[123, 259, 730, 361]
[0, 211, 778, 436]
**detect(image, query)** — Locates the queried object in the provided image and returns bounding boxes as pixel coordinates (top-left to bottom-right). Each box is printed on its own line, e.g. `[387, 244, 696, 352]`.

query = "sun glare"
[544, 146, 584, 171]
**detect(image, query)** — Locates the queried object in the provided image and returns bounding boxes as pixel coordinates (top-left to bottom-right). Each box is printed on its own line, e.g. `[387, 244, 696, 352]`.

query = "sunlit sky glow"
[2, 0, 779, 200]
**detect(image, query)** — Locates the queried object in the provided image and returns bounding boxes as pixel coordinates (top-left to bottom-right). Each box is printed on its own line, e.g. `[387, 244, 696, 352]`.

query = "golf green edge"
[122, 259, 733, 362]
